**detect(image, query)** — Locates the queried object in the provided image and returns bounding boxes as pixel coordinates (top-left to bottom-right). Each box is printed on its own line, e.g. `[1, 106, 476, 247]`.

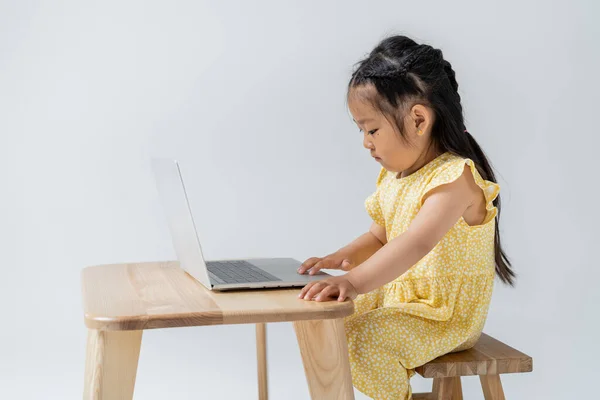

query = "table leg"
[256, 323, 268, 400]
[83, 329, 143, 399]
[293, 318, 354, 400]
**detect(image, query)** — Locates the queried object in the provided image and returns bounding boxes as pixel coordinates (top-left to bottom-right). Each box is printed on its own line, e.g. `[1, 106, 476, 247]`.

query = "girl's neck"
[397, 145, 443, 179]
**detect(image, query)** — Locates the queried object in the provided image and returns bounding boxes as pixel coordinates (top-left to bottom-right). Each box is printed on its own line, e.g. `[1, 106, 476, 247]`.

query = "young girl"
[297, 35, 515, 400]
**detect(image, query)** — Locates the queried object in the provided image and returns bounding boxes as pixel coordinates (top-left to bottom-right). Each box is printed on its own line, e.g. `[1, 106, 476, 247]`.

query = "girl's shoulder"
[374, 152, 500, 210]
[418, 153, 501, 224]
[418, 152, 499, 199]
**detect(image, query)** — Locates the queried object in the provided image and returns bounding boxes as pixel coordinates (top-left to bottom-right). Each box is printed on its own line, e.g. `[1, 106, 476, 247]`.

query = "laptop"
[151, 158, 331, 291]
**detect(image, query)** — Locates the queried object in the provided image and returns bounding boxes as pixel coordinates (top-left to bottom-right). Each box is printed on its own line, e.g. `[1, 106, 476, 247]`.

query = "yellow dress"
[344, 152, 500, 400]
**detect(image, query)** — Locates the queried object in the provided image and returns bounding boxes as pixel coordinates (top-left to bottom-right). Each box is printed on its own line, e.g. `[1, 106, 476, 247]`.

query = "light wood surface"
[256, 323, 268, 400]
[480, 375, 506, 400]
[415, 333, 532, 378]
[82, 261, 354, 331]
[83, 329, 142, 399]
[294, 318, 355, 400]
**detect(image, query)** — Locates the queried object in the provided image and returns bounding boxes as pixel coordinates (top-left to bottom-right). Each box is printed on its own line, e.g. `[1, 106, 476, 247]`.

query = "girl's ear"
[410, 104, 435, 135]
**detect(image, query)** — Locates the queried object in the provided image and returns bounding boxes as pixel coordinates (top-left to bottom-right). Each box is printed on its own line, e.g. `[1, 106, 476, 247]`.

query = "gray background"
[1, 0, 598, 398]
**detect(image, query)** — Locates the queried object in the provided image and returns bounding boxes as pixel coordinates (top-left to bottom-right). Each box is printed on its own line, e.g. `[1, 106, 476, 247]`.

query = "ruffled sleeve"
[420, 158, 500, 225]
[364, 167, 388, 227]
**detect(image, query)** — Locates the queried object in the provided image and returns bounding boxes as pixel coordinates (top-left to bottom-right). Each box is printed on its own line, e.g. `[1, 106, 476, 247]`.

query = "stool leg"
[293, 318, 354, 399]
[480, 375, 506, 400]
[83, 329, 142, 400]
[452, 377, 463, 400]
[432, 377, 455, 399]
[256, 323, 268, 400]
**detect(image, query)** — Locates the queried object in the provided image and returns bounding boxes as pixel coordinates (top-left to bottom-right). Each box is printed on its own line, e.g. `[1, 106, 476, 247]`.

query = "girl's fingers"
[298, 257, 321, 274]
[337, 287, 347, 302]
[316, 285, 338, 302]
[304, 281, 327, 300]
[298, 282, 316, 298]
[308, 260, 324, 275]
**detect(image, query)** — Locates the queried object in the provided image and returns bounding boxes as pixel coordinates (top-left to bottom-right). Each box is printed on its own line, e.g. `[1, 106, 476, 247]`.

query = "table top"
[82, 261, 354, 331]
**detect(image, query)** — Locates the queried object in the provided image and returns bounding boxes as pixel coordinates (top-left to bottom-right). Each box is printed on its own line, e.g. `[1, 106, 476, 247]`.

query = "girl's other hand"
[297, 252, 355, 275]
[298, 276, 358, 302]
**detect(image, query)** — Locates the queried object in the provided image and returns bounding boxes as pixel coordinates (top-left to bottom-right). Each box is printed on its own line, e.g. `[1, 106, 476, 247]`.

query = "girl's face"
[348, 90, 435, 175]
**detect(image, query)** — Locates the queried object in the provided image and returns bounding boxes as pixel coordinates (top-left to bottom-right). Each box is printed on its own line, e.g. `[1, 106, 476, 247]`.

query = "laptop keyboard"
[206, 260, 281, 285]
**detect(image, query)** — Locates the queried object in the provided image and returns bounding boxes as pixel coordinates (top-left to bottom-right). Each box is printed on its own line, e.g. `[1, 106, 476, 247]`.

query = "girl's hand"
[298, 276, 358, 302]
[297, 252, 355, 275]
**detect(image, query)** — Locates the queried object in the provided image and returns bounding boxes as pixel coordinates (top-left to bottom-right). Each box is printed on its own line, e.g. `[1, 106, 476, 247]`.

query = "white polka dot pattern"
[345, 152, 500, 399]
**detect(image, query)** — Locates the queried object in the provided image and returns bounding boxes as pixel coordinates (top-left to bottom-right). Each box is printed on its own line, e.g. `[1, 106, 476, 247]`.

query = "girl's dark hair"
[349, 35, 515, 285]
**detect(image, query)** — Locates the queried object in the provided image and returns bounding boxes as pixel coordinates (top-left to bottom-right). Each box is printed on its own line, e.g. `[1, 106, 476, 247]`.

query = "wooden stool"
[81, 261, 356, 399]
[412, 333, 533, 399]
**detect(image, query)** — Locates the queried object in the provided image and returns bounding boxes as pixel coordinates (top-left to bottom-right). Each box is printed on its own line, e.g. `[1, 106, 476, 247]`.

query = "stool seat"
[416, 333, 532, 378]
[413, 333, 532, 399]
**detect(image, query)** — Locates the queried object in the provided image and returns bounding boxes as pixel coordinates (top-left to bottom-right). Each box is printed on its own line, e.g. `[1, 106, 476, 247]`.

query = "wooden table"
[81, 261, 355, 399]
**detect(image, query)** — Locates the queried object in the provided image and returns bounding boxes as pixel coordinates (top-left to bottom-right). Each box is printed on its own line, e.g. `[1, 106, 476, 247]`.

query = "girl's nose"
[363, 134, 374, 150]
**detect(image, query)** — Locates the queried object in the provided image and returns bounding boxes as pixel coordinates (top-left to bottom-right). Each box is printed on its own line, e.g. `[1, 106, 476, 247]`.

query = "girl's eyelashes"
[359, 128, 379, 135]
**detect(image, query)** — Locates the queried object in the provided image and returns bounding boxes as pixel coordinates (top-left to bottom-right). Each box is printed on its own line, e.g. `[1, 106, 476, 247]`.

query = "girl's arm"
[337, 223, 387, 266]
[346, 167, 476, 294]
[299, 166, 483, 302]
[298, 222, 386, 275]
